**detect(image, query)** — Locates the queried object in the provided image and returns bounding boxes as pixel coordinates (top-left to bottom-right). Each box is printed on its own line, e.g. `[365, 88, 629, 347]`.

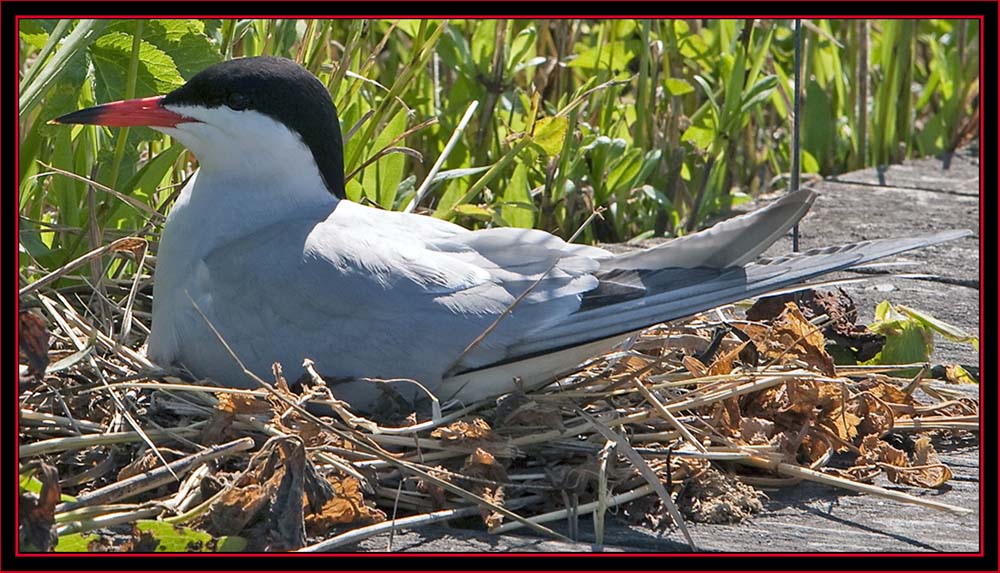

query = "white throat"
[157, 105, 338, 251]
[148, 105, 340, 364]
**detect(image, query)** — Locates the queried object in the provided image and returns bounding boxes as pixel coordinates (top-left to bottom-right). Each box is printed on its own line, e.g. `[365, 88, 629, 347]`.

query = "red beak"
[52, 96, 196, 128]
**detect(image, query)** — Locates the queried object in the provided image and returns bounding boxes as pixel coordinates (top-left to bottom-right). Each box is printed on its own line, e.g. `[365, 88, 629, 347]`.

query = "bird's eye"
[227, 92, 249, 111]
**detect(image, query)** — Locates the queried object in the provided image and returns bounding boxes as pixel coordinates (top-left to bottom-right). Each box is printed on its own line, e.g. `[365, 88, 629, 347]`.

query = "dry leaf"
[856, 434, 952, 489]
[820, 403, 862, 444]
[117, 450, 176, 481]
[305, 476, 386, 535]
[708, 341, 748, 376]
[431, 418, 496, 442]
[18, 310, 50, 376]
[741, 303, 837, 376]
[18, 463, 60, 551]
[682, 355, 708, 377]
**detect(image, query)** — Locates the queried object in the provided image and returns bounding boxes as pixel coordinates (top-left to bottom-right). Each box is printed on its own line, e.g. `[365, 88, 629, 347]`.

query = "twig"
[740, 455, 974, 515]
[298, 494, 543, 552]
[492, 484, 655, 534]
[404, 100, 480, 213]
[19, 426, 202, 458]
[56, 506, 164, 536]
[20, 237, 148, 297]
[578, 409, 697, 551]
[56, 437, 255, 513]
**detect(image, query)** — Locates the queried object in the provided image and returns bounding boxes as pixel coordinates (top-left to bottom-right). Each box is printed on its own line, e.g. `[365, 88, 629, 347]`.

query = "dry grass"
[18, 271, 979, 553]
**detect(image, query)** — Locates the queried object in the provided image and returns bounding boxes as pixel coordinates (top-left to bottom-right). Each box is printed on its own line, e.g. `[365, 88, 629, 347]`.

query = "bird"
[54, 56, 969, 412]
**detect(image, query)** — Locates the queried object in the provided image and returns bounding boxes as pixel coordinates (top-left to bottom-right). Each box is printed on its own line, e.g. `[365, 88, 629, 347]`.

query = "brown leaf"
[748, 289, 885, 361]
[707, 340, 749, 376]
[820, 403, 862, 444]
[799, 432, 833, 464]
[199, 410, 236, 446]
[264, 441, 308, 551]
[18, 310, 50, 376]
[207, 481, 276, 536]
[857, 434, 953, 489]
[217, 392, 272, 415]
[682, 355, 708, 377]
[742, 303, 837, 376]
[18, 463, 60, 552]
[496, 399, 566, 431]
[109, 236, 148, 256]
[854, 392, 896, 438]
[117, 449, 178, 481]
[431, 417, 496, 442]
[305, 476, 386, 535]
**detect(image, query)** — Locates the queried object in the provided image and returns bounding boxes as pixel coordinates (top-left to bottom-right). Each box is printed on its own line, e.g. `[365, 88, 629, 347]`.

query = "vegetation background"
[16, 18, 982, 553]
[18, 17, 979, 300]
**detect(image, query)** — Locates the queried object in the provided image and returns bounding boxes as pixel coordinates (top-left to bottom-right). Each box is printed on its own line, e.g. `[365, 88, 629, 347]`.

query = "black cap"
[163, 56, 346, 198]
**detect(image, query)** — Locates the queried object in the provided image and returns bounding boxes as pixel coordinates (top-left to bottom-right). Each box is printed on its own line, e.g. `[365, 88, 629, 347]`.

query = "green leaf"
[439, 25, 477, 77]
[119, 19, 221, 81]
[875, 321, 934, 364]
[681, 124, 715, 151]
[568, 39, 639, 75]
[501, 162, 534, 228]
[19, 473, 76, 503]
[120, 144, 185, 200]
[395, 20, 424, 38]
[895, 304, 979, 350]
[345, 178, 363, 203]
[452, 203, 493, 221]
[802, 79, 835, 172]
[91, 31, 185, 103]
[54, 532, 103, 552]
[867, 301, 978, 366]
[532, 116, 569, 156]
[360, 108, 407, 209]
[431, 166, 491, 184]
[664, 78, 694, 96]
[507, 26, 537, 74]
[132, 520, 246, 552]
[19, 19, 55, 50]
[739, 74, 778, 115]
[802, 150, 820, 174]
[35, 50, 91, 126]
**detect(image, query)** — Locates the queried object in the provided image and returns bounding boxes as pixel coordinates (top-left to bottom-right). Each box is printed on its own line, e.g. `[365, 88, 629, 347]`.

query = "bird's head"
[54, 56, 346, 199]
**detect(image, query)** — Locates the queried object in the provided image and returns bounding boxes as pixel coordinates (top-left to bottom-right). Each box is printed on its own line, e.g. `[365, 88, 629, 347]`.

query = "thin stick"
[56, 506, 164, 537]
[790, 18, 803, 252]
[19, 426, 202, 458]
[492, 484, 655, 534]
[20, 237, 147, 297]
[578, 409, 697, 551]
[34, 163, 165, 221]
[404, 100, 480, 213]
[629, 378, 708, 453]
[298, 495, 544, 552]
[55, 437, 255, 513]
[740, 455, 973, 515]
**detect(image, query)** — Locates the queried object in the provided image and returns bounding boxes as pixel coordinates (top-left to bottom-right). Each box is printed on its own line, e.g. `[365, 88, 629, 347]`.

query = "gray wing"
[196, 201, 606, 386]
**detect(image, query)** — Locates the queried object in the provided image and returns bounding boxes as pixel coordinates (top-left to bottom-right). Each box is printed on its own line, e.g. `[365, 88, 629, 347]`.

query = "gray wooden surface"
[342, 150, 982, 553]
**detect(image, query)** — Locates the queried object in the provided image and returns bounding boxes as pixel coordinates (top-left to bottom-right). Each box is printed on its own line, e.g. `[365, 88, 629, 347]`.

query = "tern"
[55, 56, 968, 410]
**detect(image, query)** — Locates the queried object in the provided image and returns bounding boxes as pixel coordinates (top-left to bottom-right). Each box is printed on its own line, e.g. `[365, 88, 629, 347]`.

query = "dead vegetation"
[18, 276, 979, 553]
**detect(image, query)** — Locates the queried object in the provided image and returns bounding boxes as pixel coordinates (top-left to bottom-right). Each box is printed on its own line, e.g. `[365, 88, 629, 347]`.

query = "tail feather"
[508, 229, 971, 358]
[606, 189, 816, 271]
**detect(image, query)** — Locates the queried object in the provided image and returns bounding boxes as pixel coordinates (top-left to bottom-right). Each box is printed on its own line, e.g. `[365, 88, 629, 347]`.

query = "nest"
[18, 280, 979, 552]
